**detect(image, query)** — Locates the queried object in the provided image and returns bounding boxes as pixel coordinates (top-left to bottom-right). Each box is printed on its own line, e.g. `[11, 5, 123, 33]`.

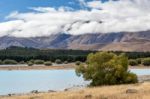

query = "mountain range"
[0, 31, 150, 51]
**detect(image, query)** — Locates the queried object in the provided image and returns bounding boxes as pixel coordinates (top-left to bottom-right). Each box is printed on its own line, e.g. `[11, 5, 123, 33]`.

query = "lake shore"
[0, 63, 149, 70]
[0, 63, 149, 99]
[1, 81, 150, 99]
[0, 63, 76, 70]
[129, 65, 150, 69]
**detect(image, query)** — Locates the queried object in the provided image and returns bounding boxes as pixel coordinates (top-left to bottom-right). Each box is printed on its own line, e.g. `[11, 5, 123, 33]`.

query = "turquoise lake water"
[0, 69, 149, 95]
[130, 69, 150, 76]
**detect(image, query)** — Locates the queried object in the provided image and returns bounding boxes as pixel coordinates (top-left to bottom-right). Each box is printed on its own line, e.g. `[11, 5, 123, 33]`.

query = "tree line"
[0, 46, 149, 63]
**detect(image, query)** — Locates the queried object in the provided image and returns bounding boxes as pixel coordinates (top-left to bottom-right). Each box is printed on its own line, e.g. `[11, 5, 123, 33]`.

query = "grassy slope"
[1, 82, 150, 99]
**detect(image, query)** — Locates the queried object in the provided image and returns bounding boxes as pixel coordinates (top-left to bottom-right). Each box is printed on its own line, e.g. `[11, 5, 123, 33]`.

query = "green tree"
[76, 52, 138, 86]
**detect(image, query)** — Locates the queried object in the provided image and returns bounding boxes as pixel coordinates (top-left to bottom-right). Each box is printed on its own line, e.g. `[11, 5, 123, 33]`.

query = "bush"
[136, 58, 141, 64]
[64, 61, 68, 64]
[44, 61, 52, 66]
[124, 72, 138, 83]
[29, 59, 34, 63]
[55, 59, 62, 64]
[19, 61, 25, 64]
[3, 59, 18, 64]
[27, 62, 34, 66]
[34, 60, 44, 64]
[129, 59, 138, 66]
[76, 52, 138, 86]
[75, 61, 81, 65]
[142, 58, 150, 66]
[0, 60, 3, 65]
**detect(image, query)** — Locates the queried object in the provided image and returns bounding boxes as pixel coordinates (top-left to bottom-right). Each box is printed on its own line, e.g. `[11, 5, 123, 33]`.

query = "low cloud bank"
[0, 0, 150, 37]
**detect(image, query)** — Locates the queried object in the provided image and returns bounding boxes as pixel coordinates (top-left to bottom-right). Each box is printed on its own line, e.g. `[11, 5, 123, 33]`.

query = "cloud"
[0, 0, 150, 37]
[29, 7, 56, 12]
[78, 0, 87, 8]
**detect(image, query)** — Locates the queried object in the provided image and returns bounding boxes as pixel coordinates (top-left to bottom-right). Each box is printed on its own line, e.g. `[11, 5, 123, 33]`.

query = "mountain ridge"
[0, 31, 150, 51]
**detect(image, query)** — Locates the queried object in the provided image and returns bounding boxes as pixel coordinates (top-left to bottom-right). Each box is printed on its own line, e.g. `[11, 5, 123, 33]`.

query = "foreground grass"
[1, 82, 150, 99]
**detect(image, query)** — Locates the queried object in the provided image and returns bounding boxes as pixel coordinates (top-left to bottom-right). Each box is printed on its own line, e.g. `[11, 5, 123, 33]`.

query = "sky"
[0, 0, 107, 21]
[0, 0, 150, 37]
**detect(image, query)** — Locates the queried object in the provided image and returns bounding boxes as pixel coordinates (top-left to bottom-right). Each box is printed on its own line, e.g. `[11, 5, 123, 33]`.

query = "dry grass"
[1, 82, 150, 99]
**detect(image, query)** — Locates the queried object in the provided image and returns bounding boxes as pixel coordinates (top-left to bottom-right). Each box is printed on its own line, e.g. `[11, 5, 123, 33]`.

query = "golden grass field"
[1, 82, 150, 99]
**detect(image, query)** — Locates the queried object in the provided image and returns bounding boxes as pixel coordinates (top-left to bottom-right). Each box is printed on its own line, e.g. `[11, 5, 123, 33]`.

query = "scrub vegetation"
[76, 52, 138, 86]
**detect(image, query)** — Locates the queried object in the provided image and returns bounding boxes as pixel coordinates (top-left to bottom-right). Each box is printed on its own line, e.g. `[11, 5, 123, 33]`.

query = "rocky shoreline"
[0, 85, 85, 98]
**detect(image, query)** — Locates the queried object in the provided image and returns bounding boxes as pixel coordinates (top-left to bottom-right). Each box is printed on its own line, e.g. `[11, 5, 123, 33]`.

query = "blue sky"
[0, 0, 108, 21]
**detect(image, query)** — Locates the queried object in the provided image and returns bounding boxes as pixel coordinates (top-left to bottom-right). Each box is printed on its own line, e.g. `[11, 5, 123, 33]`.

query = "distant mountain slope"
[0, 31, 150, 51]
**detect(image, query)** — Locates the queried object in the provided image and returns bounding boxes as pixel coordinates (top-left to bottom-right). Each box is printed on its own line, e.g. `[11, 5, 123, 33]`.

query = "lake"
[0, 69, 149, 95]
[130, 69, 150, 76]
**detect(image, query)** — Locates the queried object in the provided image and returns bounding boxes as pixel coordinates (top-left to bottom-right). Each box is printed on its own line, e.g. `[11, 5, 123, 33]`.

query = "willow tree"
[76, 52, 138, 86]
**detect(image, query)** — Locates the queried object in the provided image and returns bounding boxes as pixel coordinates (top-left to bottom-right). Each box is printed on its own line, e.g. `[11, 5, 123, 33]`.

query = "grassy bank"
[1, 82, 150, 99]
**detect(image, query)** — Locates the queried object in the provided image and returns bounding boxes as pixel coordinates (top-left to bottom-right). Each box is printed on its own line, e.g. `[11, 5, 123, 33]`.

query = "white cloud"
[29, 7, 56, 12]
[78, 0, 87, 8]
[0, 0, 150, 37]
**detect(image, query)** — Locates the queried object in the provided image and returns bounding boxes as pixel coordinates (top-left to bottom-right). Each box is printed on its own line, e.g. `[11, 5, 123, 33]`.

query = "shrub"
[75, 61, 81, 65]
[76, 52, 138, 86]
[0, 60, 2, 65]
[34, 60, 44, 64]
[129, 59, 138, 66]
[29, 59, 34, 63]
[55, 59, 62, 64]
[19, 61, 25, 64]
[3, 59, 18, 64]
[28, 62, 34, 66]
[136, 58, 141, 64]
[64, 61, 68, 64]
[124, 72, 138, 83]
[44, 61, 52, 66]
[142, 58, 150, 66]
